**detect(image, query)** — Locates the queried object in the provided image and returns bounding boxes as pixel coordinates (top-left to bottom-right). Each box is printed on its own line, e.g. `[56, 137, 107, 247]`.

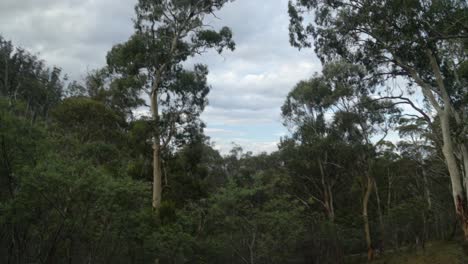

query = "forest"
[0, 0, 467, 263]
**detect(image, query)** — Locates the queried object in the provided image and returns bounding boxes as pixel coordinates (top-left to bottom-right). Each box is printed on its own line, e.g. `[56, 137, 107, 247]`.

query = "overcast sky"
[0, 0, 322, 154]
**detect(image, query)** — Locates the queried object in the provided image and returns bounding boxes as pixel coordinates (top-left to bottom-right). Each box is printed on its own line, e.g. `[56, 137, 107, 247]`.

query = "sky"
[0, 0, 322, 154]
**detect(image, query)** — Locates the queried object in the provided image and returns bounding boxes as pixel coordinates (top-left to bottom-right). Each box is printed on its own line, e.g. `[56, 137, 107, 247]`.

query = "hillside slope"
[372, 241, 468, 264]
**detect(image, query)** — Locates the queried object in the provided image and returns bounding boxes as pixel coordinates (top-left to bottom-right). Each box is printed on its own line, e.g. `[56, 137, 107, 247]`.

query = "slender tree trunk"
[151, 90, 162, 210]
[151, 88, 163, 264]
[421, 211, 427, 251]
[323, 187, 335, 222]
[363, 175, 374, 261]
[373, 179, 384, 247]
[387, 170, 392, 215]
[249, 229, 256, 264]
[318, 158, 335, 222]
[440, 111, 468, 239]
[13, 83, 19, 101]
[328, 185, 335, 222]
[421, 164, 432, 211]
[2, 53, 7, 97]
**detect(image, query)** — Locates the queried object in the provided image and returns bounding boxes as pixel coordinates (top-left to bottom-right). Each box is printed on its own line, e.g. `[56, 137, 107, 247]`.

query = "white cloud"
[205, 128, 246, 136]
[0, 0, 135, 80]
[211, 139, 280, 156]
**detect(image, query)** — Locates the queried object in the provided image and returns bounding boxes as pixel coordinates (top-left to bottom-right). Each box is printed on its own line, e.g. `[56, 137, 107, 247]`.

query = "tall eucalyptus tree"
[107, 0, 235, 209]
[289, 0, 468, 238]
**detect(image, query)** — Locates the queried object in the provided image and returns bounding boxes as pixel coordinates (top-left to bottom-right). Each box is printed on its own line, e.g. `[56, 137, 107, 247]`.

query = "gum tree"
[107, 0, 235, 209]
[289, 0, 468, 238]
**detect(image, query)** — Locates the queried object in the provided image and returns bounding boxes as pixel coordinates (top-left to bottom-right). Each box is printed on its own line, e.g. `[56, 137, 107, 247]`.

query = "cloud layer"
[0, 0, 322, 154]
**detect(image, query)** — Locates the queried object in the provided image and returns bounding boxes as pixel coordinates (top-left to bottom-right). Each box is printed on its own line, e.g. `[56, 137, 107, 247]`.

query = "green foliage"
[199, 173, 307, 264]
[106, 0, 236, 153]
[51, 97, 126, 143]
[0, 1, 465, 263]
[0, 36, 64, 120]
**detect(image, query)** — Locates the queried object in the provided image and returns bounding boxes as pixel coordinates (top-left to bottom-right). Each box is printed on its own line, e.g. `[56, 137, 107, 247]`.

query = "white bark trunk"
[373, 179, 385, 239]
[421, 165, 432, 211]
[318, 158, 335, 221]
[439, 111, 468, 238]
[440, 112, 464, 209]
[424, 49, 468, 238]
[151, 91, 162, 210]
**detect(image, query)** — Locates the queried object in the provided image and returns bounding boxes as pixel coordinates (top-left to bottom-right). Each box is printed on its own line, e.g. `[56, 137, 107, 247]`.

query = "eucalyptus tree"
[75, 68, 146, 119]
[0, 37, 13, 98]
[282, 62, 399, 260]
[289, 0, 468, 238]
[0, 36, 64, 121]
[281, 72, 348, 222]
[107, 0, 235, 209]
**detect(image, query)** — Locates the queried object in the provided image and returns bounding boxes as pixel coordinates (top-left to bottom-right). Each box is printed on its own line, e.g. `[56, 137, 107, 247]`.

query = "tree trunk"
[373, 179, 385, 247]
[362, 176, 374, 261]
[323, 186, 335, 222]
[425, 50, 468, 239]
[421, 164, 432, 211]
[440, 111, 468, 239]
[387, 169, 392, 215]
[461, 145, 468, 203]
[328, 185, 335, 222]
[249, 230, 256, 264]
[2, 53, 7, 97]
[363, 175, 374, 261]
[151, 91, 162, 210]
[318, 158, 335, 222]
